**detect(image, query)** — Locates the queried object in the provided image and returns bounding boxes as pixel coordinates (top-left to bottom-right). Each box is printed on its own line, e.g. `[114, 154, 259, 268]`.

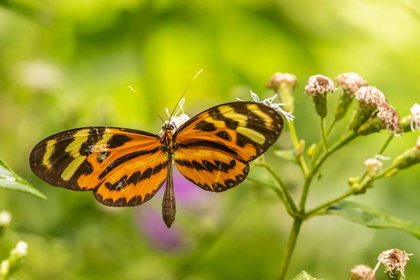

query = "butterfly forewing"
[173, 101, 283, 192]
[30, 127, 168, 206]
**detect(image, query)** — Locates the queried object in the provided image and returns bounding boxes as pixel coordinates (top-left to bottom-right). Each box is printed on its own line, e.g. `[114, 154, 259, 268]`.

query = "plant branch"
[326, 118, 337, 135]
[278, 218, 302, 280]
[298, 177, 312, 212]
[313, 132, 358, 175]
[260, 163, 298, 214]
[320, 117, 329, 151]
[287, 121, 309, 176]
[310, 117, 337, 166]
[299, 132, 357, 212]
[305, 189, 354, 218]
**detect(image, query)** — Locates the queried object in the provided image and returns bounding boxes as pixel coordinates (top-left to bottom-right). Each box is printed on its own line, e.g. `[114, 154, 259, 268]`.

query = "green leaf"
[273, 149, 298, 164]
[246, 165, 285, 200]
[326, 201, 420, 239]
[0, 158, 46, 199]
[292, 271, 319, 280]
[247, 166, 276, 189]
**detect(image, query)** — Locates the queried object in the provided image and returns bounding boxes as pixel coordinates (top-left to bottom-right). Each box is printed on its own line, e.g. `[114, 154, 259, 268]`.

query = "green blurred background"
[1, 0, 420, 279]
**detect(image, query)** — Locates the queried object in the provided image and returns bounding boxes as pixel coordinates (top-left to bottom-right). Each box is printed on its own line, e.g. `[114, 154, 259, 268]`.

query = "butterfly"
[30, 100, 283, 228]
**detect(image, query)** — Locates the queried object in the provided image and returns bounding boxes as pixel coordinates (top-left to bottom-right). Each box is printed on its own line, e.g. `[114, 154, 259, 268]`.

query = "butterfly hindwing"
[173, 101, 283, 192]
[30, 127, 168, 206]
[93, 149, 168, 207]
[174, 147, 249, 192]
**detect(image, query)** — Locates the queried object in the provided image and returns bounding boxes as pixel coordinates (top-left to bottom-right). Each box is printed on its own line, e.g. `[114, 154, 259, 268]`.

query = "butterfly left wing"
[173, 101, 283, 192]
[30, 127, 168, 206]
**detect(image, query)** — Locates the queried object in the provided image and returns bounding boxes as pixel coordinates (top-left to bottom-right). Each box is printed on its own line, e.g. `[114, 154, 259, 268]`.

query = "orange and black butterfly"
[30, 100, 283, 227]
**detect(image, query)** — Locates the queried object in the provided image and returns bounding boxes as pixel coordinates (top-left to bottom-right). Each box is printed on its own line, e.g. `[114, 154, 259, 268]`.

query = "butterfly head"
[162, 121, 175, 133]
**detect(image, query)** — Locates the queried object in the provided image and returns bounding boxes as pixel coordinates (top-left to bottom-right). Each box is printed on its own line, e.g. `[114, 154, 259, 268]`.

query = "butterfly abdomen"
[162, 158, 176, 228]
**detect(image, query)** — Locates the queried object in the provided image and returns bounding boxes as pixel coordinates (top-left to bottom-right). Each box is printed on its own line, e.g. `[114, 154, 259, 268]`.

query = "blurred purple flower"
[136, 207, 184, 251]
[136, 169, 219, 250]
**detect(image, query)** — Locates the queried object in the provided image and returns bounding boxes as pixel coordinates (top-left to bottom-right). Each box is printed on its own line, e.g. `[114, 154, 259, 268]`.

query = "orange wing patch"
[93, 150, 168, 206]
[174, 147, 249, 192]
[30, 127, 163, 192]
[174, 102, 283, 162]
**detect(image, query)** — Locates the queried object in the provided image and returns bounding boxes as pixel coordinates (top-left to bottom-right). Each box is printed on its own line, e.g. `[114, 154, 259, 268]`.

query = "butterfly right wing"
[173, 101, 283, 192]
[30, 127, 168, 206]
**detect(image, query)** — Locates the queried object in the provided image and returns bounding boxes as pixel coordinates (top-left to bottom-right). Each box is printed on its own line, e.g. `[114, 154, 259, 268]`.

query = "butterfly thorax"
[160, 122, 175, 156]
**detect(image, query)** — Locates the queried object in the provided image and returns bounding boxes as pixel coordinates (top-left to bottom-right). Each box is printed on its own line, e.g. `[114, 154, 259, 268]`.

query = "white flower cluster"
[162, 98, 190, 133]
[377, 103, 401, 135]
[364, 155, 390, 176]
[355, 86, 387, 107]
[304, 75, 336, 96]
[373, 248, 412, 279]
[0, 211, 11, 226]
[12, 241, 28, 258]
[350, 265, 375, 280]
[336, 72, 368, 95]
[266, 72, 297, 89]
[237, 91, 295, 122]
[410, 103, 420, 132]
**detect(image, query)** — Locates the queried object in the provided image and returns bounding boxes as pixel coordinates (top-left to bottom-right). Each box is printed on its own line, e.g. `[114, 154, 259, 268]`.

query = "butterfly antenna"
[169, 69, 203, 120]
[128, 86, 165, 123]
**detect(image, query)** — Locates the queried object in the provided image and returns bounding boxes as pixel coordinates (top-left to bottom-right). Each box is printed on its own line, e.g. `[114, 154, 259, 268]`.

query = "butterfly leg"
[162, 161, 176, 228]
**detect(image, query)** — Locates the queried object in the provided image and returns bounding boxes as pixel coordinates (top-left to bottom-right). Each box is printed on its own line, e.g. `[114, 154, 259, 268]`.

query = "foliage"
[0, 158, 45, 199]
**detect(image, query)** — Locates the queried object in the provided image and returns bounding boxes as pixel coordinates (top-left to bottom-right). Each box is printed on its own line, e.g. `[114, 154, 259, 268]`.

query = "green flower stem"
[379, 134, 394, 154]
[374, 164, 397, 180]
[305, 189, 354, 218]
[298, 178, 312, 211]
[278, 218, 302, 280]
[288, 121, 309, 176]
[300, 132, 357, 212]
[305, 149, 396, 218]
[320, 118, 329, 151]
[310, 118, 336, 166]
[326, 118, 337, 136]
[313, 132, 358, 175]
[261, 163, 298, 214]
[247, 177, 295, 216]
[278, 128, 357, 278]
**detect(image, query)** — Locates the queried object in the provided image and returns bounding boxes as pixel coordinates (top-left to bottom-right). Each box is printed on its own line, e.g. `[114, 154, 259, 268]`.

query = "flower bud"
[0, 211, 11, 237]
[0, 241, 28, 279]
[400, 115, 412, 133]
[356, 114, 384, 136]
[237, 91, 295, 122]
[373, 248, 411, 279]
[0, 260, 9, 278]
[410, 103, 420, 132]
[364, 158, 382, 176]
[335, 73, 368, 121]
[350, 264, 376, 280]
[392, 136, 420, 170]
[348, 177, 359, 188]
[349, 86, 387, 132]
[304, 75, 336, 118]
[0, 211, 11, 226]
[266, 72, 297, 112]
[10, 241, 28, 259]
[357, 103, 401, 136]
